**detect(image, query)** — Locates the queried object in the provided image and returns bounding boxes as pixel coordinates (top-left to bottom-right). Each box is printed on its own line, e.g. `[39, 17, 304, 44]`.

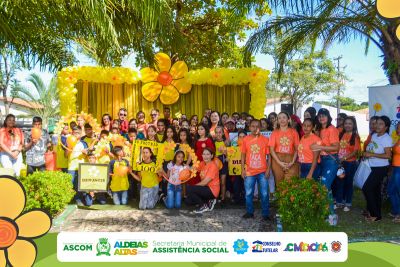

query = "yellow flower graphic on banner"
[140, 53, 192, 105]
[373, 103, 382, 112]
[376, 0, 400, 39]
[0, 176, 52, 267]
[280, 136, 290, 146]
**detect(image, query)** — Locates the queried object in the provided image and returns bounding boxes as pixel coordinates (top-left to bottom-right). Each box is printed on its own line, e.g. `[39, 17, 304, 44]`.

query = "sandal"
[365, 216, 381, 222]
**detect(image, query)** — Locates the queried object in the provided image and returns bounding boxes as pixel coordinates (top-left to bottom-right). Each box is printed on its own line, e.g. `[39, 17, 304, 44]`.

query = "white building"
[0, 97, 42, 129]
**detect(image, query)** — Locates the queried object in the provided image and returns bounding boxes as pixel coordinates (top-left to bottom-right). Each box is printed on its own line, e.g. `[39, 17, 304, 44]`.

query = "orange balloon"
[179, 169, 191, 182]
[66, 135, 78, 148]
[31, 128, 42, 140]
[115, 165, 128, 176]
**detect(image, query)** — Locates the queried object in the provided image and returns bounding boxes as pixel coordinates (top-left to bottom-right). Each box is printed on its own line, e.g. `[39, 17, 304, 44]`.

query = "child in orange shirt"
[298, 118, 321, 179]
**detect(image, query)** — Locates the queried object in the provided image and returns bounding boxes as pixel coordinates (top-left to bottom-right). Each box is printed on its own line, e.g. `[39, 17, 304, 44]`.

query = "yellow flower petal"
[142, 82, 162, 102]
[160, 85, 179, 105]
[15, 210, 51, 238]
[0, 250, 5, 267]
[171, 78, 192, 94]
[154, 53, 171, 72]
[140, 67, 159, 83]
[0, 177, 25, 219]
[169, 61, 188, 80]
[7, 239, 36, 267]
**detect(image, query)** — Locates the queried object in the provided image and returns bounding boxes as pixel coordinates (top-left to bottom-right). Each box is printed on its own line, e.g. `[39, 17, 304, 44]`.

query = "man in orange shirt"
[241, 119, 271, 220]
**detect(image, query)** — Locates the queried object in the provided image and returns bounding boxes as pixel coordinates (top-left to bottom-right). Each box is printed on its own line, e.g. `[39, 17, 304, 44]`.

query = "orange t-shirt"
[199, 161, 220, 198]
[268, 128, 299, 154]
[338, 133, 361, 161]
[0, 127, 24, 152]
[298, 133, 321, 164]
[392, 140, 400, 167]
[241, 134, 269, 176]
[319, 125, 339, 155]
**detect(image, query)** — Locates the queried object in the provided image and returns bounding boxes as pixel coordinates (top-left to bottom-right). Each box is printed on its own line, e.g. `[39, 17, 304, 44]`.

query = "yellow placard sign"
[131, 140, 160, 172]
[227, 147, 242, 176]
[78, 163, 109, 191]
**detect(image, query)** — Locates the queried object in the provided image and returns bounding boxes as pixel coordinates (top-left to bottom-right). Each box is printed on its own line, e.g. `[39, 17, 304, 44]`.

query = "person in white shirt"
[363, 116, 392, 222]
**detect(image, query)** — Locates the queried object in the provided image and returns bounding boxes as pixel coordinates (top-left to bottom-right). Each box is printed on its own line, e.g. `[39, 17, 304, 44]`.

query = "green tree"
[12, 74, 59, 128]
[244, 0, 400, 84]
[270, 51, 341, 111]
[318, 96, 368, 111]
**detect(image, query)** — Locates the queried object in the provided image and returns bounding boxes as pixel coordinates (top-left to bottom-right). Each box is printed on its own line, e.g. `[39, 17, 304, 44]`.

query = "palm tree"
[243, 0, 400, 84]
[12, 74, 59, 128]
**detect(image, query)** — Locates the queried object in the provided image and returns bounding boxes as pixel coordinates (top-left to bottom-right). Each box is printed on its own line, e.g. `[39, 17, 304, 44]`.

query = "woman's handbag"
[353, 159, 371, 189]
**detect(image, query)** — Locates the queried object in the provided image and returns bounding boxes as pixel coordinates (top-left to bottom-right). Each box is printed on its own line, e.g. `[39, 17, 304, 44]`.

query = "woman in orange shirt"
[311, 108, 339, 215]
[336, 116, 360, 212]
[389, 122, 400, 223]
[269, 112, 299, 185]
[185, 147, 220, 213]
[298, 118, 321, 179]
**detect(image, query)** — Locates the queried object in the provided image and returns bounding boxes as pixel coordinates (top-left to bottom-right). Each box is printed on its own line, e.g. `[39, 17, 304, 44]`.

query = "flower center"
[0, 219, 18, 248]
[157, 71, 173, 86]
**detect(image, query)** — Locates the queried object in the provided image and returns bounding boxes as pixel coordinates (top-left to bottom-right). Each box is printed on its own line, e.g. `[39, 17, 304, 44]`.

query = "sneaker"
[393, 216, 400, 223]
[334, 204, 344, 210]
[208, 199, 217, 211]
[343, 206, 350, 212]
[193, 204, 209, 214]
[242, 213, 254, 219]
[158, 193, 165, 203]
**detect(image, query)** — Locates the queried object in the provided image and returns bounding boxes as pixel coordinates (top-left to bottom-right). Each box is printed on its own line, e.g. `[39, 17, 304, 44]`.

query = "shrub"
[20, 171, 75, 218]
[276, 177, 330, 231]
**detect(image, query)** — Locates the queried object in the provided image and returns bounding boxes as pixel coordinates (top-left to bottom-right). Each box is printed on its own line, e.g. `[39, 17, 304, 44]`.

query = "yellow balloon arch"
[57, 53, 269, 119]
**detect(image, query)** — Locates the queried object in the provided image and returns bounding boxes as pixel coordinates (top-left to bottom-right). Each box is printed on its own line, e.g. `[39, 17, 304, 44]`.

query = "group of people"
[0, 105, 399, 223]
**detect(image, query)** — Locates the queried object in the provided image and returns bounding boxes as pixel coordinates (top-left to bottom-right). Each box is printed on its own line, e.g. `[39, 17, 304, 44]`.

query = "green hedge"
[20, 171, 75, 218]
[276, 177, 330, 231]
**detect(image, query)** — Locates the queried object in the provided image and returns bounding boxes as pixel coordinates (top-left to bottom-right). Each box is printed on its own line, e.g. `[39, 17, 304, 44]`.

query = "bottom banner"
[57, 232, 348, 262]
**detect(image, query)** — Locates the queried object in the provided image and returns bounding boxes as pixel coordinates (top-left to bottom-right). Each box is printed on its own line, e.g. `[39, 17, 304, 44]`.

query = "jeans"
[232, 175, 245, 204]
[300, 163, 320, 180]
[244, 172, 269, 216]
[335, 161, 358, 206]
[112, 190, 128, 205]
[0, 152, 23, 176]
[165, 183, 182, 209]
[320, 154, 339, 214]
[85, 193, 107, 206]
[388, 166, 400, 216]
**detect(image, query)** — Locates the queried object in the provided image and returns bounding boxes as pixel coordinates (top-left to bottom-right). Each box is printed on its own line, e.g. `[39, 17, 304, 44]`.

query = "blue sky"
[15, 37, 388, 104]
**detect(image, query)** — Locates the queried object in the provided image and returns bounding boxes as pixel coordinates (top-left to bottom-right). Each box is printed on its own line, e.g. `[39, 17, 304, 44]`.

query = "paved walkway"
[51, 208, 275, 232]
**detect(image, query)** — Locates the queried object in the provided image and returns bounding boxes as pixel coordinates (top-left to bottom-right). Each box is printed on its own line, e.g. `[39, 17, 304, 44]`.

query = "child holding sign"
[131, 147, 160, 209]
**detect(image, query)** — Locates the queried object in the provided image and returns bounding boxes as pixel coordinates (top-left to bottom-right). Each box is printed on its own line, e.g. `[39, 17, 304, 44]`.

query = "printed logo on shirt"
[279, 136, 290, 153]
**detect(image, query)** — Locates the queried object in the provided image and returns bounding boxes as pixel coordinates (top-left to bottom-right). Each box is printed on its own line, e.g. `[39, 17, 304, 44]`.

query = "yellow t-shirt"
[140, 162, 159, 188]
[82, 136, 96, 148]
[215, 141, 226, 156]
[56, 136, 68, 169]
[68, 141, 87, 171]
[110, 159, 130, 192]
[157, 133, 164, 142]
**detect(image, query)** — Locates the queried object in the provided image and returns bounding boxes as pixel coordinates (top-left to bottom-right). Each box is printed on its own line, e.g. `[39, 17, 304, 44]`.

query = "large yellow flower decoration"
[376, 0, 400, 39]
[140, 53, 192, 105]
[0, 176, 51, 267]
